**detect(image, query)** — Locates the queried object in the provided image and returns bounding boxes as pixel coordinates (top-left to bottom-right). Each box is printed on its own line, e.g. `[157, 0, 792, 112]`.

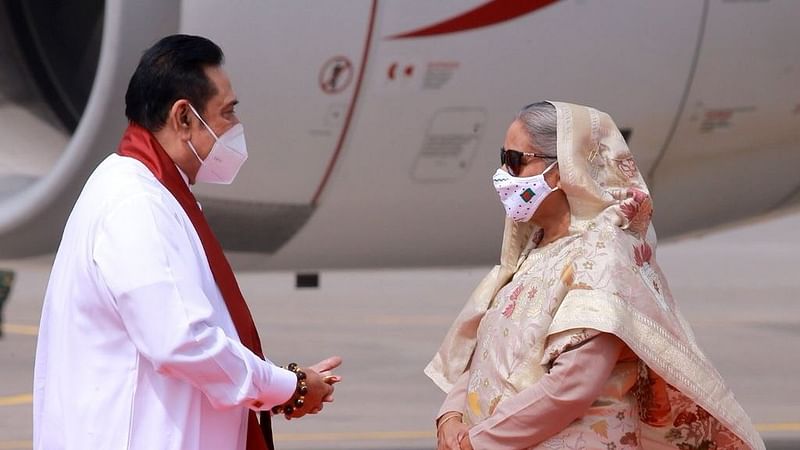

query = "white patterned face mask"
[186, 104, 248, 185]
[492, 161, 558, 222]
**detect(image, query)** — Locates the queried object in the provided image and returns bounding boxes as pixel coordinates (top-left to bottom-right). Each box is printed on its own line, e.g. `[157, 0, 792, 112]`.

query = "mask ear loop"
[186, 104, 219, 164]
[187, 141, 204, 163]
[542, 160, 559, 190]
[187, 104, 220, 140]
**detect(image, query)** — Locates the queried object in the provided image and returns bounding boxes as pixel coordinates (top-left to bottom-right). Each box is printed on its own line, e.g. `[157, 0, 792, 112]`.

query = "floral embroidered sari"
[426, 102, 764, 450]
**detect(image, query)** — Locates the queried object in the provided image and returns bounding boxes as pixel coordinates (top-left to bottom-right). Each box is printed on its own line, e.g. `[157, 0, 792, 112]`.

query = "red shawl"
[118, 123, 274, 450]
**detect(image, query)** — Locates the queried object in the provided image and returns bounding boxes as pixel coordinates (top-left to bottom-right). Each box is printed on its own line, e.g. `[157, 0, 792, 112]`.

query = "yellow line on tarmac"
[1, 387, 800, 434]
[0, 394, 32, 406]
[274, 430, 433, 442]
[756, 422, 800, 432]
[2, 388, 800, 438]
[0, 441, 31, 450]
[0, 423, 798, 448]
[2, 323, 38, 336]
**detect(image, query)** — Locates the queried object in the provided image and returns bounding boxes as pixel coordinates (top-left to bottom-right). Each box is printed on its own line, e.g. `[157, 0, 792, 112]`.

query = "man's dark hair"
[125, 34, 223, 131]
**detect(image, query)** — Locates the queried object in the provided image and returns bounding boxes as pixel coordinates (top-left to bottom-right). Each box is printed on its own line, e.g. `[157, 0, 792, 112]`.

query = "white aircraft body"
[0, 0, 798, 269]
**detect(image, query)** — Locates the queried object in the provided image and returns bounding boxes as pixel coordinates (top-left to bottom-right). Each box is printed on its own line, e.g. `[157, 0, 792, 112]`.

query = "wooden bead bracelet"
[271, 363, 308, 418]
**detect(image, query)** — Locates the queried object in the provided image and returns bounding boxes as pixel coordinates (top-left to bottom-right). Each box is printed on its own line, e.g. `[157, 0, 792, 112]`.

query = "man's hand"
[309, 356, 342, 405]
[285, 356, 342, 418]
[437, 414, 469, 450]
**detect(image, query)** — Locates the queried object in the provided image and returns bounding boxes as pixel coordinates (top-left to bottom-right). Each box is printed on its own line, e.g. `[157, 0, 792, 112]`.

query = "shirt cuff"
[251, 364, 297, 411]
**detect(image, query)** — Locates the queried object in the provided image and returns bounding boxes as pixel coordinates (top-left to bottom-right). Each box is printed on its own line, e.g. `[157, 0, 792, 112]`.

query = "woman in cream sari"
[430, 102, 764, 450]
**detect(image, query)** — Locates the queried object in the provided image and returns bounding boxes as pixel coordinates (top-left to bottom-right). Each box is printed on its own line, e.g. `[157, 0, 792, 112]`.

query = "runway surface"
[1, 210, 798, 449]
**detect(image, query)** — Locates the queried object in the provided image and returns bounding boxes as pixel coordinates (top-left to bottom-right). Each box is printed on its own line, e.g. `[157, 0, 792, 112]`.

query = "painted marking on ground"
[0, 394, 32, 406]
[2, 324, 38, 336]
[0, 423, 798, 448]
[0, 441, 31, 450]
[274, 430, 433, 441]
[756, 422, 800, 432]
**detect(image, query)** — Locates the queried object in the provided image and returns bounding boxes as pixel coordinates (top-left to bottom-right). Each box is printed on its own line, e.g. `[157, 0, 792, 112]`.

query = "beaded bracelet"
[271, 363, 308, 419]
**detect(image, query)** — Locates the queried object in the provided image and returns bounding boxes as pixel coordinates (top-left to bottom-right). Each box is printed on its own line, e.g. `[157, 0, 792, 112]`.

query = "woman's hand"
[437, 414, 469, 450]
[457, 431, 474, 450]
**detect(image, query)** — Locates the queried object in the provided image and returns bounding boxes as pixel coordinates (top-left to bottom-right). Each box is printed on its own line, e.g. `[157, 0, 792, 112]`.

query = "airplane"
[0, 0, 798, 272]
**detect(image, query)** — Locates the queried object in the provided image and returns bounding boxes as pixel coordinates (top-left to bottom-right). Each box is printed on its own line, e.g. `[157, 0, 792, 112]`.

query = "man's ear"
[168, 100, 192, 140]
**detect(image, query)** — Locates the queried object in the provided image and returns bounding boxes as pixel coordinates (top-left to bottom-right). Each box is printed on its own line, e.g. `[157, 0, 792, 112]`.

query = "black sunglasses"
[500, 147, 555, 176]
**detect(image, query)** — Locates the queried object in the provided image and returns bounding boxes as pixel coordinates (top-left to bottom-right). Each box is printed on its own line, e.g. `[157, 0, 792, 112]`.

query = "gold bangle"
[437, 413, 462, 430]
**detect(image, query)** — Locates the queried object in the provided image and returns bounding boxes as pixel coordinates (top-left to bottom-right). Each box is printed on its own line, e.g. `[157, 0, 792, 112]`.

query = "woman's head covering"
[556, 101, 653, 237]
[489, 101, 657, 277]
[426, 102, 764, 449]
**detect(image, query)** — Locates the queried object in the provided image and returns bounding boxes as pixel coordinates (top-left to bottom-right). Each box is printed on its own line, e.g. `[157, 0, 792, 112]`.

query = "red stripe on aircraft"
[387, 0, 559, 40]
[311, 0, 378, 206]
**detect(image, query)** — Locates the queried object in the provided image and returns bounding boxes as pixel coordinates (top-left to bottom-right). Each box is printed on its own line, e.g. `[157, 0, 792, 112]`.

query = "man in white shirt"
[33, 34, 340, 450]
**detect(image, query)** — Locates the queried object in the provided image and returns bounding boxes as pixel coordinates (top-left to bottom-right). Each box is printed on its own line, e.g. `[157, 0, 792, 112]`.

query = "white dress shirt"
[33, 154, 297, 450]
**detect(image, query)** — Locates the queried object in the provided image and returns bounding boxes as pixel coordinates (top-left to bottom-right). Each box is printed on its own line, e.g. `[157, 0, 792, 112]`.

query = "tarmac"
[1, 210, 798, 449]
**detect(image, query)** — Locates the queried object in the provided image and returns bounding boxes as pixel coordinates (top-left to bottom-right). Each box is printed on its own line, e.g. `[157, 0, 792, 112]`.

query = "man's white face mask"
[492, 161, 558, 223]
[187, 104, 248, 184]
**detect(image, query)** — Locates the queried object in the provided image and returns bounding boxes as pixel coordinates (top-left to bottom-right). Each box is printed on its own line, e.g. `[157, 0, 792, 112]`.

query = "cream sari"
[426, 102, 764, 450]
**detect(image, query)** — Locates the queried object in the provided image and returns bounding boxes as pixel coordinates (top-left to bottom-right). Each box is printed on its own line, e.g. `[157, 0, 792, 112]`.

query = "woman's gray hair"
[516, 102, 557, 158]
